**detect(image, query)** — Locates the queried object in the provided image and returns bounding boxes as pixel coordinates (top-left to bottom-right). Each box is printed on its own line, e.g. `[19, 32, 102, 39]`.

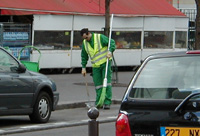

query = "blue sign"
[3, 32, 29, 46]
[9, 47, 30, 60]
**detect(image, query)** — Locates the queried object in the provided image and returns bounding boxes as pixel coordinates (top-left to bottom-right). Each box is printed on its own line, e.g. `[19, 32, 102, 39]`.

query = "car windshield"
[129, 56, 200, 99]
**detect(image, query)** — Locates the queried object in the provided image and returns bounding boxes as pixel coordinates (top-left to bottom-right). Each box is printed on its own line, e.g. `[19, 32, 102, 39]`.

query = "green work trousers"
[92, 60, 112, 106]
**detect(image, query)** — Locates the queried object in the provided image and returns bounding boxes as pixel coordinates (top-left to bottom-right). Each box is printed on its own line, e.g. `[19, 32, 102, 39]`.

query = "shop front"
[0, 0, 189, 71]
[32, 15, 188, 70]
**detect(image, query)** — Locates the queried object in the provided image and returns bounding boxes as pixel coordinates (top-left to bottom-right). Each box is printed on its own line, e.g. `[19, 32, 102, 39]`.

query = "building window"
[112, 31, 141, 49]
[73, 31, 82, 50]
[144, 31, 173, 49]
[34, 31, 71, 50]
[175, 31, 187, 48]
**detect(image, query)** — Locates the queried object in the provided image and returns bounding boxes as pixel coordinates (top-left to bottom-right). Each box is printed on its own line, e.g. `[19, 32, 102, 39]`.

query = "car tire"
[29, 92, 52, 123]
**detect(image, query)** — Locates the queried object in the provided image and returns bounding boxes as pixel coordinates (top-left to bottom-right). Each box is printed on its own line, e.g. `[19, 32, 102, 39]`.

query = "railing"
[179, 8, 196, 50]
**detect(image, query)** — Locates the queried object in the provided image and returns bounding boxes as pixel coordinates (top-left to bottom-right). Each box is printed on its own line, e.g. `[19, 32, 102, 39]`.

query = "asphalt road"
[0, 105, 120, 135]
[0, 71, 134, 135]
[8, 122, 115, 136]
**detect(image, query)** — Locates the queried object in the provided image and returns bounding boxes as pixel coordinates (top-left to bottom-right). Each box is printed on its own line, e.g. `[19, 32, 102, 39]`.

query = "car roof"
[147, 50, 200, 59]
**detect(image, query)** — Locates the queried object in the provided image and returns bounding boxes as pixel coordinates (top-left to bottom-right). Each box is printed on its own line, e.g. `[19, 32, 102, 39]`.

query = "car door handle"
[184, 112, 192, 120]
[11, 75, 19, 78]
[11, 75, 19, 80]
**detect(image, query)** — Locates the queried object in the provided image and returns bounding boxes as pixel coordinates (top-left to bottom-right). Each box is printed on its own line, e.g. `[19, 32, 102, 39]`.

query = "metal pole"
[88, 120, 99, 136]
[88, 107, 99, 136]
[177, 0, 179, 9]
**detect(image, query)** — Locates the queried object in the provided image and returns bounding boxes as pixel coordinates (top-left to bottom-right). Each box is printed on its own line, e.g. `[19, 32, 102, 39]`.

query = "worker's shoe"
[103, 104, 110, 110]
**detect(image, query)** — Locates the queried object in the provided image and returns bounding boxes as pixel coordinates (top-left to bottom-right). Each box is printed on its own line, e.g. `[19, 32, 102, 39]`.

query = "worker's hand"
[81, 68, 86, 77]
[106, 51, 112, 58]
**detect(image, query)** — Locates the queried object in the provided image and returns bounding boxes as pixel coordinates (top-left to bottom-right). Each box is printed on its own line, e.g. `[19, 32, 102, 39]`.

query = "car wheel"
[29, 92, 52, 123]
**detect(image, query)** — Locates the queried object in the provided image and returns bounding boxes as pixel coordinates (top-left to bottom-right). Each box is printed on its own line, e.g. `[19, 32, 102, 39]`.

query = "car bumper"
[53, 92, 59, 111]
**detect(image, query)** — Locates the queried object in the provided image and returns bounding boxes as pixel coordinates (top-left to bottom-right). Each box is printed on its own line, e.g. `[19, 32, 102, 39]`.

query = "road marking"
[0, 130, 5, 133]
[81, 119, 89, 122]
[0, 117, 116, 135]
[107, 116, 117, 119]
[53, 122, 67, 125]
[21, 125, 40, 129]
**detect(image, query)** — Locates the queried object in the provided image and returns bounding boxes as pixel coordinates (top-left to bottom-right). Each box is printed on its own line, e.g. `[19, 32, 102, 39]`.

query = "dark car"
[116, 50, 200, 136]
[0, 47, 59, 123]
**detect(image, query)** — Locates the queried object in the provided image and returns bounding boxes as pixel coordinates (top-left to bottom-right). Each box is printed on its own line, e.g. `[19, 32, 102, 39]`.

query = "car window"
[0, 49, 19, 73]
[129, 56, 200, 100]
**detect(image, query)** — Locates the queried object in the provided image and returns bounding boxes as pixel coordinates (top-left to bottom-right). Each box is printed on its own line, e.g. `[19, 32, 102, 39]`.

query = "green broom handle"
[103, 14, 114, 87]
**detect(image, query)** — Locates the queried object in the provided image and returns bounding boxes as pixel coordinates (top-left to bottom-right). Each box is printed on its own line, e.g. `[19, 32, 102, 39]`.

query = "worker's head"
[80, 28, 92, 41]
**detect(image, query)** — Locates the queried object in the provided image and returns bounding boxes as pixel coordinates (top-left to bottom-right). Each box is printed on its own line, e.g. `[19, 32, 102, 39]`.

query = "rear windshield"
[129, 56, 200, 100]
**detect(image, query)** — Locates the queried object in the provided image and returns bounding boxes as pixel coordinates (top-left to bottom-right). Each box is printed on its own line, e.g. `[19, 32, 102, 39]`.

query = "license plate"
[160, 126, 200, 136]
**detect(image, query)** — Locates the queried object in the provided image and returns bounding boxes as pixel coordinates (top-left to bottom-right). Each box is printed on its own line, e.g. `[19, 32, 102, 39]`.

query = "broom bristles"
[96, 87, 106, 107]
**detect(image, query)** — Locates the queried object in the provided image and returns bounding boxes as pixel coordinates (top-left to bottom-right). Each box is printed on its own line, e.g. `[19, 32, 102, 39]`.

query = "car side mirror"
[17, 63, 26, 73]
[140, 60, 144, 65]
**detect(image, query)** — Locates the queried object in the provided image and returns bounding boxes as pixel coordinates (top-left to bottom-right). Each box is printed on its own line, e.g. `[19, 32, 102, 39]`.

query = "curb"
[55, 99, 122, 110]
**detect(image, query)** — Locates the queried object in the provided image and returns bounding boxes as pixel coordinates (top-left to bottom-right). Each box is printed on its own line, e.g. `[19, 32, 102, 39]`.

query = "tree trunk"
[195, 0, 200, 49]
[105, 0, 110, 37]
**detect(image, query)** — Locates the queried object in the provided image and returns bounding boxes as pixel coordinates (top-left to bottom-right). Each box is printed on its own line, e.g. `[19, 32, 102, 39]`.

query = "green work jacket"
[81, 33, 116, 68]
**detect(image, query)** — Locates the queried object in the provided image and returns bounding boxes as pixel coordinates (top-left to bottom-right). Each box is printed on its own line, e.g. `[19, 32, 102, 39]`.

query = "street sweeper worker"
[80, 28, 116, 109]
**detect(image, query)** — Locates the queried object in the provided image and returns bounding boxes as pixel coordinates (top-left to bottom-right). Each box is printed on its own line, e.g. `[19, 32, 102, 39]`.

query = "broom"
[85, 76, 92, 109]
[96, 14, 114, 108]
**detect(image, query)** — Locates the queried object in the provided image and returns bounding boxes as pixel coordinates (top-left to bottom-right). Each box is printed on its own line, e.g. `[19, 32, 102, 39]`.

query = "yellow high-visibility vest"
[83, 33, 111, 67]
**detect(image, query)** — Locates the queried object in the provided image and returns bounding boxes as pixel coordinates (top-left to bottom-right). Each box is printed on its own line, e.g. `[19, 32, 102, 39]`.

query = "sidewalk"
[46, 71, 134, 109]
